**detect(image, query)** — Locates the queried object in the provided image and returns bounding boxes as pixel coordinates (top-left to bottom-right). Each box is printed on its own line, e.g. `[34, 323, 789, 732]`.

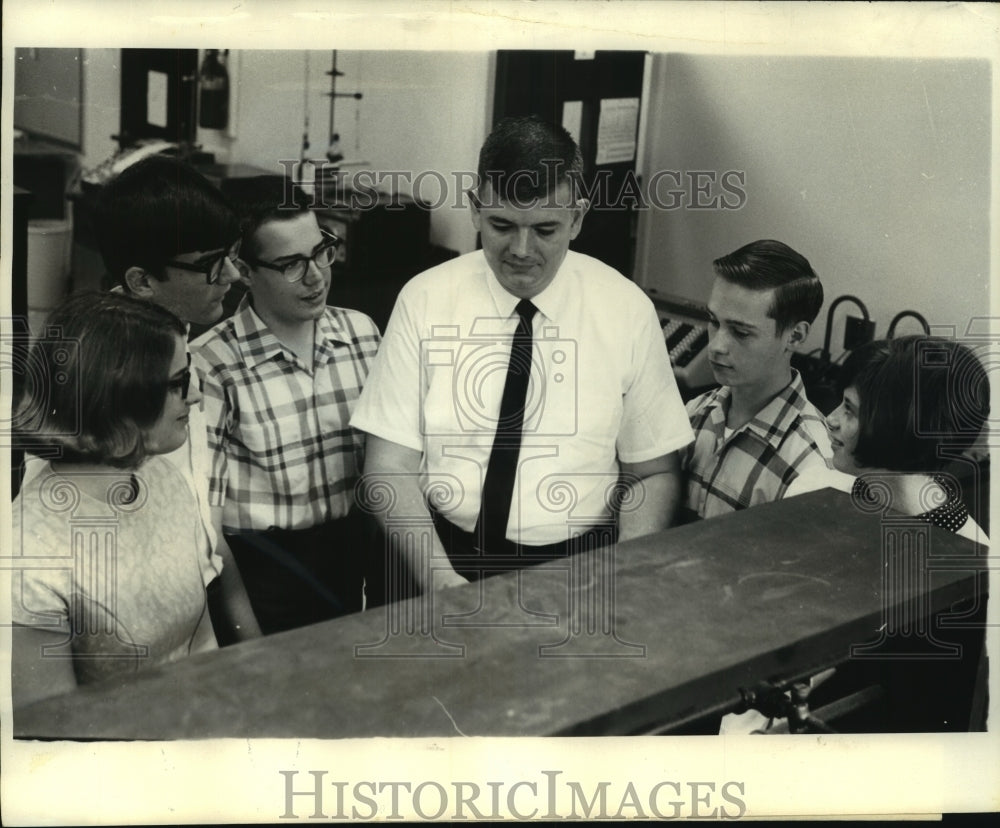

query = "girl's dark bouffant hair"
[16, 292, 187, 469]
[839, 335, 990, 472]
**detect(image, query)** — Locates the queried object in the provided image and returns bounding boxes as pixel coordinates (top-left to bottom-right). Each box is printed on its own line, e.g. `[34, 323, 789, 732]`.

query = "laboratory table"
[14, 490, 988, 739]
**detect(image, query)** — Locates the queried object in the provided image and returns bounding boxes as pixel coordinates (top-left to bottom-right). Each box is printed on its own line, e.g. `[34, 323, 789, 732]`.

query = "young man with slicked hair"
[682, 239, 833, 521]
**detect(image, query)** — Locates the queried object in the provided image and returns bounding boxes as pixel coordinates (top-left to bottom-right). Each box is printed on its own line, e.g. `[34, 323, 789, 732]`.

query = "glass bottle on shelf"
[198, 50, 229, 130]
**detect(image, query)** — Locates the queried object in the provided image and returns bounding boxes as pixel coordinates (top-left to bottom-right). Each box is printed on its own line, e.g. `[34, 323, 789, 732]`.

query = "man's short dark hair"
[712, 239, 824, 332]
[476, 115, 584, 205]
[839, 335, 989, 472]
[94, 155, 240, 286]
[221, 174, 313, 259]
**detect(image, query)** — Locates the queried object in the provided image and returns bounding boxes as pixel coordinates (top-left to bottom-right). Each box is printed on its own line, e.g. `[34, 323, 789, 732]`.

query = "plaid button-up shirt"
[192, 297, 381, 533]
[682, 370, 832, 520]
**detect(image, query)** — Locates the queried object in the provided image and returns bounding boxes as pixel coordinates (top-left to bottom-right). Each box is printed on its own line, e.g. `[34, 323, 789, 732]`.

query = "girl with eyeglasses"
[10, 292, 225, 708]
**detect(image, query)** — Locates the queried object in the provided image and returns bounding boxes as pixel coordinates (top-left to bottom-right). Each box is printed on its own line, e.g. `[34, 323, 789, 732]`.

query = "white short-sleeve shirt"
[352, 250, 694, 545]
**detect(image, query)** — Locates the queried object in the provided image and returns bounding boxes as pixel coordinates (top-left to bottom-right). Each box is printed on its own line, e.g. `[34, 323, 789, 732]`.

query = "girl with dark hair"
[787, 335, 988, 543]
[724, 336, 988, 733]
[11, 292, 224, 708]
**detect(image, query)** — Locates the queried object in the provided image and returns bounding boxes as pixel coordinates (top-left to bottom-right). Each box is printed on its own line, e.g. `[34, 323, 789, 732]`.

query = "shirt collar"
[700, 385, 732, 433]
[231, 295, 349, 368]
[703, 369, 813, 448]
[233, 293, 353, 364]
[231, 295, 285, 367]
[314, 308, 354, 361]
[745, 369, 814, 447]
[483, 251, 571, 324]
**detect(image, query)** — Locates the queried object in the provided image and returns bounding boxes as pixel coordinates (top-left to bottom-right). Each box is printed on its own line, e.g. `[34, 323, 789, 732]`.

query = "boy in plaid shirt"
[681, 239, 832, 521]
[192, 177, 381, 633]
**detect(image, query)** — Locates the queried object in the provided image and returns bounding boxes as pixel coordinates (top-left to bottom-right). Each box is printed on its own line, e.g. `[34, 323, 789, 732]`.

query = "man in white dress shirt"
[352, 115, 694, 591]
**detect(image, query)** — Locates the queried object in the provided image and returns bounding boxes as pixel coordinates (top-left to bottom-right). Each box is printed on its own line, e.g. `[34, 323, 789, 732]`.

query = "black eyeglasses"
[165, 356, 203, 401]
[164, 238, 243, 285]
[240, 230, 341, 283]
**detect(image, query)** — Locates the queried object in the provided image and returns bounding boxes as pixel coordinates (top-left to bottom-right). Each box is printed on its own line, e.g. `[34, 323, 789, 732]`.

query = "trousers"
[225, 512, 368, 635]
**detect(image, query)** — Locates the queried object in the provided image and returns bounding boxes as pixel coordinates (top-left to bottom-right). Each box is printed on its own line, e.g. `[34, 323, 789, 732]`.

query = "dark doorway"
[493, 50, 646, 277]
[119, 49, 198, 148]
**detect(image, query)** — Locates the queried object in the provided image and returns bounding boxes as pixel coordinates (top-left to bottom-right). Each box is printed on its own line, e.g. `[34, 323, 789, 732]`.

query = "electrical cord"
[821, 294, 871, 363]
[887, 309, 930, 338]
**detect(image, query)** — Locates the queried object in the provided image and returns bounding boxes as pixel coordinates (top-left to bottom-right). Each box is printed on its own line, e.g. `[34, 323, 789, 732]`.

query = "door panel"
[493, 50, 645, 277]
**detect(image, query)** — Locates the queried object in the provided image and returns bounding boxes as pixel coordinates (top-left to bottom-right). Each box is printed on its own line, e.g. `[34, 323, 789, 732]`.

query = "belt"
[430, 510, 617, 581]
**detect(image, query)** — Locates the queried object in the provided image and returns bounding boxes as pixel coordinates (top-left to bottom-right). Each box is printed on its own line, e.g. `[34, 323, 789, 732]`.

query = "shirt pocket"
[235, 415, 304, 477]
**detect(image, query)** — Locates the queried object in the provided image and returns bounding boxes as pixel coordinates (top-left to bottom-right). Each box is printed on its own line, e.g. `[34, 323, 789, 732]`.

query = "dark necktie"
[475, 298, 537, 553]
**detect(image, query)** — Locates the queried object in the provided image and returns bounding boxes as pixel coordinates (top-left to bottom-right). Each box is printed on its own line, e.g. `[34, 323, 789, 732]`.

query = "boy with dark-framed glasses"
[192, 175, 381, 634]
[95, 155, 245, 328]
[86, 155, 262, 642]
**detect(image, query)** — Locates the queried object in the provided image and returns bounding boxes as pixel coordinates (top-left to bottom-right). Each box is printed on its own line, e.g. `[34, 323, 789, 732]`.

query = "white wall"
[199, 50, 493, 254]
[334, 51, 493, 254]
[78, 49, 491, 254]
[197, 50, 324, 177]
[80, 49, 121, 171]
[635, 54, 991, 353]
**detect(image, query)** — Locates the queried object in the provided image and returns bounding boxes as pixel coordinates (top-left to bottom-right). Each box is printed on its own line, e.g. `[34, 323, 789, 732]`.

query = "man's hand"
[362, 435, 465, 594]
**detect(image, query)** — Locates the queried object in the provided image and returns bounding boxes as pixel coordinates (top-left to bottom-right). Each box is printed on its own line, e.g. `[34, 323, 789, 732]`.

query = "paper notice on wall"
[562, 100, 583, 147]
[596, 97, 639, 165]
[146, 70, 168, 128]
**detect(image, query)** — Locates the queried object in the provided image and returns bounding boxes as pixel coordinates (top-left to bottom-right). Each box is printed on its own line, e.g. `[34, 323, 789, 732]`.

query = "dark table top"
[14, 490, 986, 740]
